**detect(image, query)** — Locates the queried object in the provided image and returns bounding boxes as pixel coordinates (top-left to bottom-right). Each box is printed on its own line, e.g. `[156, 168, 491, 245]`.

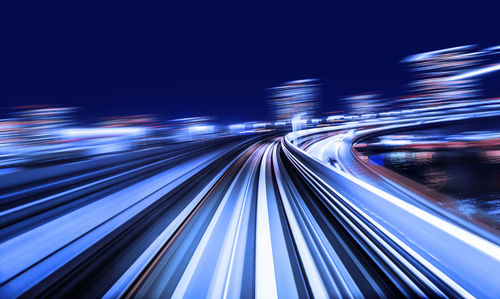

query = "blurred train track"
[0, 116, 499, 298]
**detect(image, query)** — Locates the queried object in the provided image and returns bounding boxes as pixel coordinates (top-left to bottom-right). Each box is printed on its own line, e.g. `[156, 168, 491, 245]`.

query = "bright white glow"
[380, 139, 411, 146]
[402, 45, 476, 62]
[253, 123, 267, 129]
[188, 125, 214, 134]
[229, 124, 245, 132]
[255, 145, 278, 299]
[60, 127, 146, 138]
[445, 63, 500, 81]
[291, 114, 305, 133]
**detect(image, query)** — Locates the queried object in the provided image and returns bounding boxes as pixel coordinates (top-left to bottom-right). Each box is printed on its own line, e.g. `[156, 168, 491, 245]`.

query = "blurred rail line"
[0, 106, 499, 298]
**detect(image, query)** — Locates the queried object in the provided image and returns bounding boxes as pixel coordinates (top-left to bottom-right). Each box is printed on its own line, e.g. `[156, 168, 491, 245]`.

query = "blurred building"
[402, 45, 483, 107]
[99, 114, 165, 137]
[100, 115, 159, 128]
[391, 95, 426, 110]
[169, 116, 216, 141]
[269, 79, 319, 121]
[12, 106, 76, 144]
[0, 119, 19, 147]
[343, 93, 384, 115]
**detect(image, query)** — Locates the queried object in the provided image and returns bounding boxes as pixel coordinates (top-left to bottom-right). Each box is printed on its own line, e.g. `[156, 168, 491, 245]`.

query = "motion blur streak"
[255, 144, 278, 299]
[0, 102, 500, 298]
[446, 63, 500, 81]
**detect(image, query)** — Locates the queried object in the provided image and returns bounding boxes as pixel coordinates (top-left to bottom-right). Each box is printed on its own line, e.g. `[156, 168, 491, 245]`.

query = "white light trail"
[255, 144, 278, 299]
[445, 63, 500, 81]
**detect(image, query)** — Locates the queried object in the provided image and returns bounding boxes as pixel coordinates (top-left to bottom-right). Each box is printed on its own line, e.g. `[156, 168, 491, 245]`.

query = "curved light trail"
[0, 104, 499, 298]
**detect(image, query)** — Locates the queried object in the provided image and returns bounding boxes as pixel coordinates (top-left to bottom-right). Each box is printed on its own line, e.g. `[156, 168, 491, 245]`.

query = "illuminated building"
[100, 115, 159, 128]
[268, 79, 319, 121]
[402, 45, 482, 107]
[169, 116, 215, 141]
[342, 93, 384, 115]
[12, 106, 76, 144]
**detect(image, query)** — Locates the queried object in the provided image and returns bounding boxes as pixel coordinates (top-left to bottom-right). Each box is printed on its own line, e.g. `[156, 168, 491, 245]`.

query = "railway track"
[0, 129, 499, 298]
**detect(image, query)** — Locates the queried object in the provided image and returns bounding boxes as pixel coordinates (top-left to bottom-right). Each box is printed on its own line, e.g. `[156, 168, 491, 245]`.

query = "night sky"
[0, 3, 498, 123]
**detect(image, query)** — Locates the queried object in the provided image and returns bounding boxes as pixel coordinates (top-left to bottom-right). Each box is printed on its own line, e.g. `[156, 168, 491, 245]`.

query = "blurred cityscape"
[1, 45, 498, 169]
[1, 45, 500, 298]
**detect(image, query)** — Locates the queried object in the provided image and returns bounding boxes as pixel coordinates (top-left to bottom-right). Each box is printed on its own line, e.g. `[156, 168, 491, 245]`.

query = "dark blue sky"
[0, 3, 498, 123]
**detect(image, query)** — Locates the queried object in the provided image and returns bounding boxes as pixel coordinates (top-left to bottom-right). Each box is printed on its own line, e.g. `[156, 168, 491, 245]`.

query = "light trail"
[0, 104, 499, 298]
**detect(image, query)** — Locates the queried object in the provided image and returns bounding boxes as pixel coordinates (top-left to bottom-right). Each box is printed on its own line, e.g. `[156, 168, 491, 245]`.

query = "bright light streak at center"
[445, 63, 500, 81]
[255, 144, 278, 299]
